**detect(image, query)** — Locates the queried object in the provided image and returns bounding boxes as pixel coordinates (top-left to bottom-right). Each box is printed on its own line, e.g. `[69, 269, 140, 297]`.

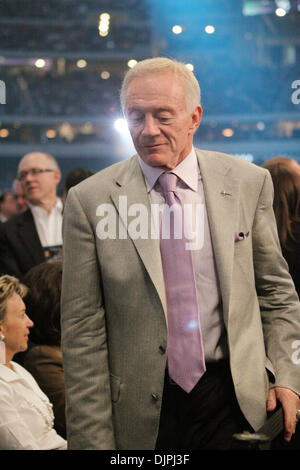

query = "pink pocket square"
[235, 231, 249, 242]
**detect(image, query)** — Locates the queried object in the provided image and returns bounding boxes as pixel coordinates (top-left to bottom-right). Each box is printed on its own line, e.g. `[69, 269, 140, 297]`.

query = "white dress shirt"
[0, 361, 67, 450]
[29, 198, 63, 248]
[138, 148, 228, 361]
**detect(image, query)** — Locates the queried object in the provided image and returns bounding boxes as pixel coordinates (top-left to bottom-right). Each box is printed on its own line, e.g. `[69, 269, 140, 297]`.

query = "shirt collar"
[0, 362, 49, 399]
[0, 362, 22, 382]
[138, 147, 199, 193]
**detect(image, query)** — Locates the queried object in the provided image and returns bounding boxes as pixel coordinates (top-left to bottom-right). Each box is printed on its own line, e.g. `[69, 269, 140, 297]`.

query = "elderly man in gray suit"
[61, 57, 300, 450]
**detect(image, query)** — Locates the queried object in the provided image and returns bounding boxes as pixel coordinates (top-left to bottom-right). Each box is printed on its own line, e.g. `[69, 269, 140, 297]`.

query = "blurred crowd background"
[0, 0, 300, 449]
[0, 0, 300, 194]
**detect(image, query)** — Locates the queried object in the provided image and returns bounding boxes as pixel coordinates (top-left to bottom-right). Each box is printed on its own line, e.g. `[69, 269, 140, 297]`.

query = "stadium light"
[172, 25, 183, 34]
[114, 118, 130, 135]
[185, 63, 194, 71]
[99, 12, 110, 37]
[222, 128, 234, 137]
[100, 13, 110, 21]
[256, 121, 265, 131]
[100, 71, 110, 79]
[275, 7, 287, 16]
[205, 25, 215, 34]
[46, 129, 56, 139]
[35, 59, 46, 68]
[76, 59, 87, 68]
[0, 128, 9, 138]
[128, 59, 137, 68]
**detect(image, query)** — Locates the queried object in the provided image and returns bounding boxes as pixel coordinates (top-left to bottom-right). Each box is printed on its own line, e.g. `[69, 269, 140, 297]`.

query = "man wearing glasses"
[0, 152, 62, 279]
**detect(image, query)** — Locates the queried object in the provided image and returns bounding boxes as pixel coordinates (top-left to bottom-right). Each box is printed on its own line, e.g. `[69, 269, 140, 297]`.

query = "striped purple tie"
[159, 172, 206, 393]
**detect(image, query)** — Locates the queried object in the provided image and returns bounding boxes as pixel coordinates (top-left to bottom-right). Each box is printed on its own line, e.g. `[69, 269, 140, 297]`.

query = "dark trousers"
[155, 360, 252, 450]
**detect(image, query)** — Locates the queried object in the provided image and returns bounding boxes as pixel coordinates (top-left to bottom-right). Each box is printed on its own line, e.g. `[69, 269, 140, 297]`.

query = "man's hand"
[267, 387, 300, 442]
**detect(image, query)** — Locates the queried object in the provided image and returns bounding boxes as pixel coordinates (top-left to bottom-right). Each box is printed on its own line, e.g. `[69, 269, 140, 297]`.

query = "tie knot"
[158, 172, 178, 195]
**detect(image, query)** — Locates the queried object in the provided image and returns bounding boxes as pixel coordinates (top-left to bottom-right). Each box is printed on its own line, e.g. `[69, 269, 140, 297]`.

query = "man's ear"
[189, 105, 203, 135]
[54, 170, 62, 186]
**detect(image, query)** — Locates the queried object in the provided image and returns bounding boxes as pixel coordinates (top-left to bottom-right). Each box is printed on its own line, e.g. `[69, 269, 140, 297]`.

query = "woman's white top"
[0, 361, 67, 450]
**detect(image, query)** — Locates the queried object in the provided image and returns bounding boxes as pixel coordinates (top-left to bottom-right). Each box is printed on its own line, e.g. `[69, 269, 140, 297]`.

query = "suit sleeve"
[60, 187, 115, 450]
[253, 171, 300, 395]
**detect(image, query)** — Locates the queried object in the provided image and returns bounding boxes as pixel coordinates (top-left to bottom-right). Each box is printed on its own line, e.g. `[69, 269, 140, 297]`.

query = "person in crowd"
[0, 191, 17, 222]
[262, 157, 300, 450]
[22, 261, 66, 439]
[61, 57, 300, 450]
[12, 178, 28, 213]
[262, 157, 300, 297]
[0, 274, 66, 450]
[0, 152, 62, 279]
[61, 167, 94, 203]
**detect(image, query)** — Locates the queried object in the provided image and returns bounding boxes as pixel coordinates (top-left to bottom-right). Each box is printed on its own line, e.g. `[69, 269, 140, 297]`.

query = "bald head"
[17, 152, 61, 211]
[18, 152, 60, 173]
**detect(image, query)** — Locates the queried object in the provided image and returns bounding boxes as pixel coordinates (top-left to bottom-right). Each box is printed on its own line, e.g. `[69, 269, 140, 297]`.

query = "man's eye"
[129, 117, 143, 125]
[158, 116, 171, 123]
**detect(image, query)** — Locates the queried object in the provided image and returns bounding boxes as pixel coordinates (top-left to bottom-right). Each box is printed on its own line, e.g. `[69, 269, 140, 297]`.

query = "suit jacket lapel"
[17, 209, 45, 264]
[196, 149, 239, 325]
[110, 151, 239, 326]
[110, 157, 167, 319]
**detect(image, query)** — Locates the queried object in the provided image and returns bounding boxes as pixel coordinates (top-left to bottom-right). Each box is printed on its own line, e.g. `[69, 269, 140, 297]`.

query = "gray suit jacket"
[61, 149, 300, 450]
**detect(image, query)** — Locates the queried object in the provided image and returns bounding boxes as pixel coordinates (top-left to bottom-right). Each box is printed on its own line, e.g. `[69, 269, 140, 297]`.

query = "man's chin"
[140, 150, 171, 169]
[25, 188, 39, 198]
[26, 195, 40, 205]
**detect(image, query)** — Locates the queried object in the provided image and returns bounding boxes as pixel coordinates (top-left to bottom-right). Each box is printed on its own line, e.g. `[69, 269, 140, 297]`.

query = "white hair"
[120, 57, 201, 114]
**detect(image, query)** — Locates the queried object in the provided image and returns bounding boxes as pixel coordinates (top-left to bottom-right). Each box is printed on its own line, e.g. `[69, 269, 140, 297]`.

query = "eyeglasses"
[17, 168, 55, 181]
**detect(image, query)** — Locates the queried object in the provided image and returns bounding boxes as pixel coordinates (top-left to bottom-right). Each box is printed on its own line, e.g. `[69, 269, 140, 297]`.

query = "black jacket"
[0, 209, 45, 279]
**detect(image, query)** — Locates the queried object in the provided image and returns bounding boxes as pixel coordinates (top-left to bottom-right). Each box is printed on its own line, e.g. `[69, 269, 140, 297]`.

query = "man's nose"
[142, 115, 160, 137]
[26, 315, 34, 328]
[23, 171, 34, 182]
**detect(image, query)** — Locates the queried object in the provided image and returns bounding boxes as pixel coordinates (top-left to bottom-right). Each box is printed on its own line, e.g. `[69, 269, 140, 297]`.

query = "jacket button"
[159, 345, 166, 354]
[151, 393, 159, 401]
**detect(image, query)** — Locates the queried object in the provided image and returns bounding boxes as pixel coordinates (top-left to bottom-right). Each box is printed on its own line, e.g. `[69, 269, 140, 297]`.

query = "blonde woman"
[0, 274, 66, 450]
